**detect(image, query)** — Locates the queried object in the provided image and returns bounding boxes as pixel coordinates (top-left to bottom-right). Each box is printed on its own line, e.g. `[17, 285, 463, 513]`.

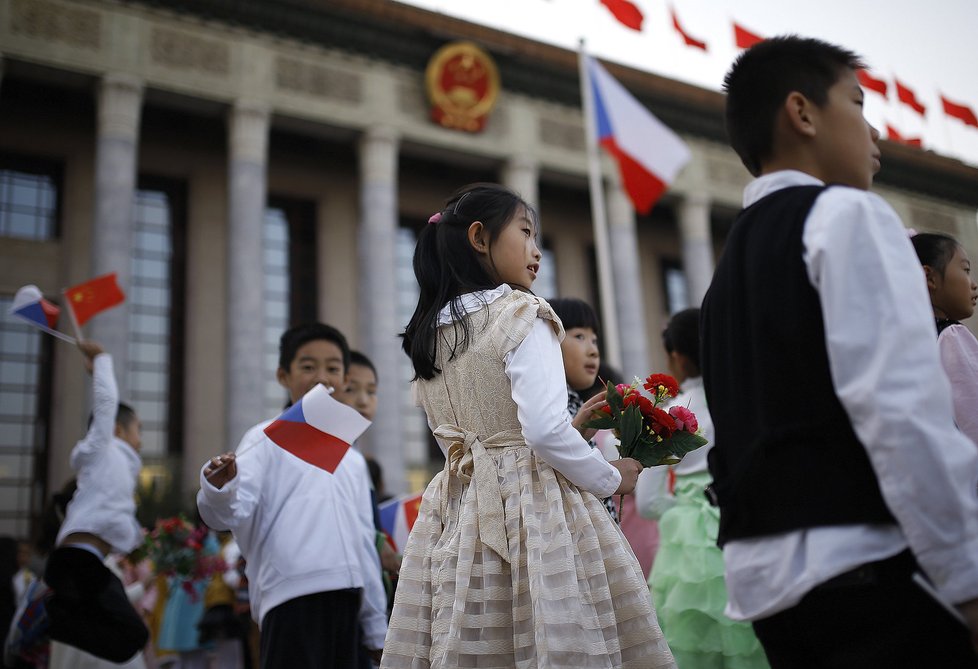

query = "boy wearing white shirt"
[44, 340, 148, 663]
[702, 36, 978, 666]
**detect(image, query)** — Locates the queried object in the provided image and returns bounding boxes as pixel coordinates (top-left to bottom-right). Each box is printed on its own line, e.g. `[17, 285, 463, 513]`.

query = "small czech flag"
[263, 384, 371, 474]
[378, 492, 424, 553]
[8, 285, 74, 342]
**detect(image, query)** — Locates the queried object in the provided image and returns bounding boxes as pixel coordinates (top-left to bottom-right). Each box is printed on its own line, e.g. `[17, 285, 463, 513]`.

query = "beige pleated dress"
[381, 289, 676, 669]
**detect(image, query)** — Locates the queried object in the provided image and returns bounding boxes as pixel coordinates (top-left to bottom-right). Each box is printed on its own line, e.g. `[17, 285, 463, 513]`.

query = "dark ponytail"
[911, 232, 959, 276]
[402, 183, 534, 380]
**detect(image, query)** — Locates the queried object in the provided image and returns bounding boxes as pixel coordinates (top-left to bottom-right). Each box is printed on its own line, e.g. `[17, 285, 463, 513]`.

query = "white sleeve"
[353, 455, 388, 650]
[633, 466, 675, 520]
[196, 425, 267, 531]
[70, 354, 118, 470]
[805, 188, 978, 604]
[939, 325, 978, 448]
[505, 318, 622, 497]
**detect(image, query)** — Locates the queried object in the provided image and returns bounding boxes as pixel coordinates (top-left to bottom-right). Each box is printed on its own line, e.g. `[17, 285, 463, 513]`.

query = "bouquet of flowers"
[584, 373, 707, 468]
[144, 516, 226, 597]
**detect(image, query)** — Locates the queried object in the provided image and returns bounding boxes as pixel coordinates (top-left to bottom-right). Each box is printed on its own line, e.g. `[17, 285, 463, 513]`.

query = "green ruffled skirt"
[648, 472, 770, 669]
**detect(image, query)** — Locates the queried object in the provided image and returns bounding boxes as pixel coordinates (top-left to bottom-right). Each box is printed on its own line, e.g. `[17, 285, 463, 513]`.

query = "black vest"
[701, 185, 895, 545]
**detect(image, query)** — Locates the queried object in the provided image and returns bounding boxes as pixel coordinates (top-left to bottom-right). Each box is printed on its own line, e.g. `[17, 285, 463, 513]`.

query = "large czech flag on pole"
[263, 384, 370, 474]
[587, 56, 691, 215]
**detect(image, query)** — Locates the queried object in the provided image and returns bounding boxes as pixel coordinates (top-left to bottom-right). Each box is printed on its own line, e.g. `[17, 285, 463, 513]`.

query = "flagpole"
[578, 41, 623, 371]
[8, 315, 77, 344]
[62, 289, 83, 342]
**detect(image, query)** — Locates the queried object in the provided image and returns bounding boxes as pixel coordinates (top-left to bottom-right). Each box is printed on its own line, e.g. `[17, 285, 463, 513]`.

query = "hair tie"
[428, 212, 442, 225]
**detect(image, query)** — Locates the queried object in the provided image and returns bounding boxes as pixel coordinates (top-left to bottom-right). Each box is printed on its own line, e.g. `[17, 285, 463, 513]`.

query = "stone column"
[501, 156, 539, 211]
[606, 176, 650, 380]
[679, 194, 715, 308]
[358, 126, 406, 494]
[89, 73, 143, 387]
[226, 101, 269, 448]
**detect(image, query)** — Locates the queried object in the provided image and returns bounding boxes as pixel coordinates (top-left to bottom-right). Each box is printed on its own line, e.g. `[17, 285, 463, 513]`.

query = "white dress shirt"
[634, 376, 713, 520]
[56, 354, 142, 554]
[435, 286, 622, 498]
[939, 324, 978, 447]
[721, 170, 978, 621]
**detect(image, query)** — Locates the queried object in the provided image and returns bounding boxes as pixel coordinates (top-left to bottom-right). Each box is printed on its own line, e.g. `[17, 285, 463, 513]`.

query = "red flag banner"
[63, 273, 125, 327]
[885, 124, 922, 148]
[733, 22, 763, 49]
[600, 0, 644, 31]
[670, 6, 707, 50]
[895, 79, 926, 116]
[857, 69, 888, 98]
[941, 95, 978, 128]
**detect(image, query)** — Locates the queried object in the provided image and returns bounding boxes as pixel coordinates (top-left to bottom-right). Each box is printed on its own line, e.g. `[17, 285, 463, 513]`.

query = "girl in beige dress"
[382, 183, 675, 669]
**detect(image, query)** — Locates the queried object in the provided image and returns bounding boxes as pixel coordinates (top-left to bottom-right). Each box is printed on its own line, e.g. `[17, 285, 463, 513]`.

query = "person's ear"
[923, 265, 940, 292]
[467, 221, 489, 255]
[784, 91, 817, 138]
[276, 367, 290, 389]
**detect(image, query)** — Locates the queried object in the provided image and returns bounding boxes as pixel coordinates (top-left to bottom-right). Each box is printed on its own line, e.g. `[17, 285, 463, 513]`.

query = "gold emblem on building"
[425, 42, 500, 133]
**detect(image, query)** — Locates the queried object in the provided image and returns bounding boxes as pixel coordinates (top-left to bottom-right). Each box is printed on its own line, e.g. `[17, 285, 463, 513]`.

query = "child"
[197, 323, 387, 667]
[701, 37, 978, 666]
[548, 297, 618, 521]
[635, 308, 768, 667]
[911, 232, 978, 446]
[382, 184, 675, 668]
[336, 350, 379, 422]
[43, 340, 149, 663]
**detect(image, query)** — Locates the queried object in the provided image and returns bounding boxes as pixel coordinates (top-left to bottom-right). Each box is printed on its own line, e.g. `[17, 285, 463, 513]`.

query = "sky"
[394, 0, 978, 168]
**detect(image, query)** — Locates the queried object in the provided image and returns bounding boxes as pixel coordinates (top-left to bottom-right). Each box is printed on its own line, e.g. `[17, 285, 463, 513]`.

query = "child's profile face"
[277, 340, 348, 405]
[811, 68, 881, 190]
[931, 245, 978, 321]
[334, 363, 378, 422]
[480, 207, 542, 290]
[561, 327, 600, 391]
[116, 417, 142, 452]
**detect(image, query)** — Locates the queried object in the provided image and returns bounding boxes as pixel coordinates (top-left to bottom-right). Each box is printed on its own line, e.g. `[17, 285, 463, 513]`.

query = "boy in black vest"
[701, 36, 978, 667]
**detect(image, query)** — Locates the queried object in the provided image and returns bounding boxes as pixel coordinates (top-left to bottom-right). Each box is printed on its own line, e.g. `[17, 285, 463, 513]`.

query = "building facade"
[1, 0, 977, 538]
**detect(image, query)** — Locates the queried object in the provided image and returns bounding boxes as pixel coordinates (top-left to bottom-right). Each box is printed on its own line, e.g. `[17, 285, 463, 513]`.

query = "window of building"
[128, 179, 186, 459]
[0, 157, 60, 241]
[263, 198, 317, 417]
[661, 259, 690, 315]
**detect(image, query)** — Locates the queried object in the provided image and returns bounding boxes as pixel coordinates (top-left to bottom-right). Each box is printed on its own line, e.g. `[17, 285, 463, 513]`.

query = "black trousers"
[752, 550, 978, 669]
[44, 546, 149, 663]
[260, 589, 364, 669]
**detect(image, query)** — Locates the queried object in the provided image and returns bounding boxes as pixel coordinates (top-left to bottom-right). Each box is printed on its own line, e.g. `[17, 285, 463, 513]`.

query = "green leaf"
[583, 413, 616, 430]
[617, 405, 644, 459]
[605, 380, 624, 415]
[631, 430, 708, 468]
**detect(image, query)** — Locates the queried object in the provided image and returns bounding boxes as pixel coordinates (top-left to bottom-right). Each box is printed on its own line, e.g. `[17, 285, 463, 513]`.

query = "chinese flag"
[64, 273, 125, 327]
[885, 124, 922, 148]
[895, 79, 926, 116]
[857, 69, 888, 97]
[734, 22, 763, 49]
[941, 95, 978, 128]
[671, 6, 707, 50]
[600, 0, 644, 31]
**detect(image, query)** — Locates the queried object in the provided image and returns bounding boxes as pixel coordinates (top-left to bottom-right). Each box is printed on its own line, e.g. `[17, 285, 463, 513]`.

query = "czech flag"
[378, 492, 424, 553]
[8, 285, 74, 342]
[63, 273, 125, 327]
[264, 384, 371, 474]
[587, 56, 691, 215]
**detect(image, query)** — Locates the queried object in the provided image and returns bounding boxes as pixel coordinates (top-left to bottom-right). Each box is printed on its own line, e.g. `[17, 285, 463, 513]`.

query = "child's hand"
[611, 458, 643, 495]
[204, 453, 237, 489]
[572, 390, 608, 441]
[77, 340, 104, 374]
[380, 541, 401, 575]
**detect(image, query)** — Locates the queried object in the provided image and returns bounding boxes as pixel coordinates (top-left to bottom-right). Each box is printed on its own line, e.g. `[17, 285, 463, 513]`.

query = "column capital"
[359, 126, 399, 183]
[681, 192, 712, 209]
[97, 72, 144, 141]
[228, 100, 270, 164]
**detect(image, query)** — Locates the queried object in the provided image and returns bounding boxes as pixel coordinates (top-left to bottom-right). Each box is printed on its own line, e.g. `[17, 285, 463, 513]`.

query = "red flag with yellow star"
[64, 273, 125, 327]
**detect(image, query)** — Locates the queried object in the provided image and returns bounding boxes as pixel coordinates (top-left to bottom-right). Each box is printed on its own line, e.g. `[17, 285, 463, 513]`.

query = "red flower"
[616, 383, 633, 397]
[624, 393, 655, 420]
[668, 405, 698, 433]
[600, 405, 613, 415]
[648, 407, 677, 438]
[644, 374, 679, 399]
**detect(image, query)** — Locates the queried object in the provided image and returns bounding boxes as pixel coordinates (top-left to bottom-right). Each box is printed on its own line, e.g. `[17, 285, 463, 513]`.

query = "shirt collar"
[436, 284, 513, 326]
[743, 170, 825, 208]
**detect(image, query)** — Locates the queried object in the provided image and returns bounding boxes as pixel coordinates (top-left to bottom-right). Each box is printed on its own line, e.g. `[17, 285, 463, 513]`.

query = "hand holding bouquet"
[584, 373, 707, 468]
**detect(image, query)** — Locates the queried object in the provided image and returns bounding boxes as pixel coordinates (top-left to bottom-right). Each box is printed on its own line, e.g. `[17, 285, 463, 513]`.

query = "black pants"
[44, 546, 149, 663]
[753, 550, 978, 669]
[260, 589, 363, 668]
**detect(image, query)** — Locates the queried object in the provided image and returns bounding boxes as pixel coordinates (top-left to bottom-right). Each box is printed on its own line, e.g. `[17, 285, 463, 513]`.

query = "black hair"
[911, 232, 960, 276]
[548, 297, 600, 335]
[349, 350, 377, 381]
[87, 402, 138, 430]
[402, 183, 536, 380]
[365, 456, 383, 491]
[278, 322, 351, 373]
[723, 36, 865, 176]
[663, 307, 701, 373]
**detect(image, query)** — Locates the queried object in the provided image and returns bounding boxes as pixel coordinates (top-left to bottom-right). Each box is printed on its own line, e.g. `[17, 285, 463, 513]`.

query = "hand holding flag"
[8, 285, 76, 343]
